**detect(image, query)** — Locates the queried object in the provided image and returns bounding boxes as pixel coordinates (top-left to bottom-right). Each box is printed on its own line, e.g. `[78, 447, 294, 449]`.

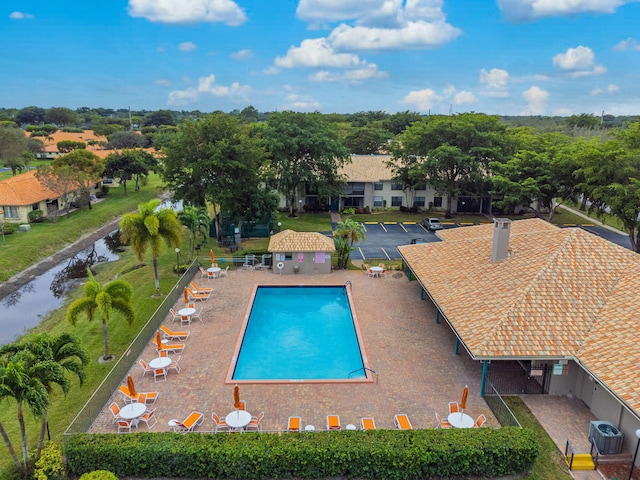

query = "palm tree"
[119, 199, 183, 295]
[177, 205, 210, 262]
[333, 218, 366, 269]
[0, 349, 50, 474]
[1, 333, 88, 456]
[67, 269, 134, 362]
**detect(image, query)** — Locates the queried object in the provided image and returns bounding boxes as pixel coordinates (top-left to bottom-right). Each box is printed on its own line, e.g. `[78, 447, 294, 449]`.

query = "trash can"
[262, 254, 272, 267]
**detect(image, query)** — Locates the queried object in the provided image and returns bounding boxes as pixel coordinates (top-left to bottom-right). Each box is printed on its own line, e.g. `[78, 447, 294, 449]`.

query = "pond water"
[0, 231, 122, 345]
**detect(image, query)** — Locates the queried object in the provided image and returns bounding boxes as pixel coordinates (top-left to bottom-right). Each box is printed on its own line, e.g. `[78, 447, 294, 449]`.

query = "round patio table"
[447, 412, 474, 428]
[226, 410, 251, 431]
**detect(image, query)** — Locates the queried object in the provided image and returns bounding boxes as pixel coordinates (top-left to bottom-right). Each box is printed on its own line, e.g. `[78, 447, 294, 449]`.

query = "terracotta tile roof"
[399, 218, 640, 412]
[0, 170, 61, 206]
[269, 229, 335, 252]
[339, 155, 393, 182]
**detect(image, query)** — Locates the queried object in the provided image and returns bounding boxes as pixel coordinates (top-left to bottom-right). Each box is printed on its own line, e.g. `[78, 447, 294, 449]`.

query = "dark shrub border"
[66, 427, 538, 479]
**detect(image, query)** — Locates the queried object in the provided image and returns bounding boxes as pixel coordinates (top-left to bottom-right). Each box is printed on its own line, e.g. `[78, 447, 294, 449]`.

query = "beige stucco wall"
[271, 251, 332, 275]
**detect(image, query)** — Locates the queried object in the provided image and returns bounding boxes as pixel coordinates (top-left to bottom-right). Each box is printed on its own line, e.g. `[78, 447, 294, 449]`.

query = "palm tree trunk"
[37, 412, 48, 457]
[102, 318, 110, 360]
[152, 257, 161, 295]
[0, 421, 22, 470]
[17, 403, 29, 472]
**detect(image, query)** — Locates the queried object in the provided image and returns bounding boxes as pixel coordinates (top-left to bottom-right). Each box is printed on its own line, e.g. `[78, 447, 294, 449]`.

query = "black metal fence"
[63, 261, 200, 436]
[483, 382, 522, 428]
[483, 361, 550, 395]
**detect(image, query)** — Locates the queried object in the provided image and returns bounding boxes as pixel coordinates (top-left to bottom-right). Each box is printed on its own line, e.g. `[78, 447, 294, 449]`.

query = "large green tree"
[67, 270, 134, 362]
[390, 113, 510, 217]
[162, 112, 270, 237]
[0, 126, 28, 175]
[44, 107, 79, 127]
[262, 111, 350, 217]
[119, 199, 183, 296]
[103, 149, 151, 196]
[53, 150, 104, 210]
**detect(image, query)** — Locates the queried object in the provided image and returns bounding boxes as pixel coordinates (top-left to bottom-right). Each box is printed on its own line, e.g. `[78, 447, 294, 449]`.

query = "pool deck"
[91, 267, 496, 433]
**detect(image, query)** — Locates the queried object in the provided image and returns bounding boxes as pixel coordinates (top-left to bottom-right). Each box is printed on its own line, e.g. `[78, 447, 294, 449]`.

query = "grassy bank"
[0, 228, 193, 475]
[0, 174, 165, 283]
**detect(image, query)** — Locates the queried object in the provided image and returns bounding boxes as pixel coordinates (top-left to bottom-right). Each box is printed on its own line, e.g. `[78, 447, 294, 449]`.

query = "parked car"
[410, 238, 428, 244]
[421, 217, 443, 231]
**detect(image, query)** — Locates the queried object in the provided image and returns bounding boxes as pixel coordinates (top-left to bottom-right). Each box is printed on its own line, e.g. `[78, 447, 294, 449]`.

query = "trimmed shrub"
[1, 223, 16, 235]
[26, 124, 58, 133]
[62, 127, 84, 133]
[34, 441, 67, 480]
[78, 471, 118, 480]
[66, 428, 538, 479]
[28, 209, 44, 223]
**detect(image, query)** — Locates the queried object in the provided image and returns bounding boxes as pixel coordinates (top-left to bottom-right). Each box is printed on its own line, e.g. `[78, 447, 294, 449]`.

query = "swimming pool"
[227, 285, 372, 383]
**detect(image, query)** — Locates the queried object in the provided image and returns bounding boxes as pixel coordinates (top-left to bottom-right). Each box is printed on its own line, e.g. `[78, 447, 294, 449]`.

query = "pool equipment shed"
[268, 230, 335, 275]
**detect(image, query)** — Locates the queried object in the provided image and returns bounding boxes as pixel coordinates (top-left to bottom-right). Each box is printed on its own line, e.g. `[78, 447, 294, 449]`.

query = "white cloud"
[454, 91, 477, 105]
[522, 86, 549, 115]
[498, 0, 639, 22]
[179, 41, 197, 52]
[552, 46, 607, 77]
[263, 66, 281, 75]
[168, 74, 251, 105]
[9, 11, 35, 19]
[613, 37, 640, 51]
[154, 79, 172, 87]
[282, 93, 321, 111]
[231, 49, 253, 60]
[328, 20, 461, 51]
[309, 64, 387, 83]
[275, 38, 368, 69]
[128, 0, 246, 26]
[401, 88, 442, 112]
[591, 84, 620, 95]
[479, 68, 510, 97]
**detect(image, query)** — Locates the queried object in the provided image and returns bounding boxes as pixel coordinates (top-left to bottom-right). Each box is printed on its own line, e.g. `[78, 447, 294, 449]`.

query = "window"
[391, 182, 403, 191]
[343, 197, 363, 207]
[373, 196, 383, 207]
[413, 197, 425, 207]
[416, 181, 427, 191]
[285, 253, 293, 261]
[433, 196, 442, 207]
[3, 206, 19, 218]
[374, 182, 383, 191]
[345, 182, 365, 196]
[391, 196, 403, 207]
[32, 203, 40, 211]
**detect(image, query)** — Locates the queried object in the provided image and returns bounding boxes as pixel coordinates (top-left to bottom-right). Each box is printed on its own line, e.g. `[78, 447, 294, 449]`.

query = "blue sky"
[1, 0, 639, 115]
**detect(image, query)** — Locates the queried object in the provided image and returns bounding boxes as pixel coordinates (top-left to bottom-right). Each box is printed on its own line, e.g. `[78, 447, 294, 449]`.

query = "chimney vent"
[491, 218, 512, 262]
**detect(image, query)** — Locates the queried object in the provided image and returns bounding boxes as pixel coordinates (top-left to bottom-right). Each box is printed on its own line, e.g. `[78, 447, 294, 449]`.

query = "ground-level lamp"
[175, 247, 181, 268]
[629, 428, 640, 480]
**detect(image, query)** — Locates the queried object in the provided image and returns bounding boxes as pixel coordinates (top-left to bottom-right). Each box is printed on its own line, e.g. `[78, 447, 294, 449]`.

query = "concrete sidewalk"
[558, 204, 626, 235]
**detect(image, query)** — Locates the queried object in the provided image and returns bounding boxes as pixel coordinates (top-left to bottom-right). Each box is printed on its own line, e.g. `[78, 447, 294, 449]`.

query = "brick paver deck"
[91, 267, 496, 433]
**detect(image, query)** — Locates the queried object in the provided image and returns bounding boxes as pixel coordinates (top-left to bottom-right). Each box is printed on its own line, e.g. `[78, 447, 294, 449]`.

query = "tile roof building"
[268, 229, 335, 274]
[398, 218, 640, 450]
[0, 170, 63, 223]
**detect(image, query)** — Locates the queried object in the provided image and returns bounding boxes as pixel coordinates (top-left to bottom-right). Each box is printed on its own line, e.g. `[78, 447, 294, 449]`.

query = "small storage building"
[268, 229, 335, 274]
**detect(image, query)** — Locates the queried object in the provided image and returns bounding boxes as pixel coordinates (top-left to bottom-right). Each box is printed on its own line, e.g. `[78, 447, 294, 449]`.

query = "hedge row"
[65, 427, 538, 479]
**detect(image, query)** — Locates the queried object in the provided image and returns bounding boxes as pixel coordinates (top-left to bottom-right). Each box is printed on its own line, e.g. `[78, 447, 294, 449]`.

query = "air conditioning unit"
[589, 421, 623, 454]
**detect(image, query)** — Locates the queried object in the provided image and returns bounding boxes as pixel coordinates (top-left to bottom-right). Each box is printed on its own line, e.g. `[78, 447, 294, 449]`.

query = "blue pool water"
[232, 286, 365, 381]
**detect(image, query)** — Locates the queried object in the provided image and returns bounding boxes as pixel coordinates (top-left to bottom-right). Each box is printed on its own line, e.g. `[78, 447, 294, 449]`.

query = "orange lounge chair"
[175, 411, 204, 433]
[394, 414, 412, 430]
[190, 281, 212, 293]
[160, 343, 185, 354]
[288, 416, 302, 433]
[473, 414, 487, 428]
[159, 325, 190, 341]
[326, 415, 341, 430]
[186, 287, 210, 301]
[360, 417, 376, 430]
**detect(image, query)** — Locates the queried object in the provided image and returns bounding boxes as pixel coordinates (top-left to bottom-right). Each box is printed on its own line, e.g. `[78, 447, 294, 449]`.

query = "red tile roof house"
[399, 218, 640, 462]
[0, 170, 100, 224]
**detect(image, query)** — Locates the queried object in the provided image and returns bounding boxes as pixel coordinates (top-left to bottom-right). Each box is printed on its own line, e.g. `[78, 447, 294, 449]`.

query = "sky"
[1, 0, 639, 116]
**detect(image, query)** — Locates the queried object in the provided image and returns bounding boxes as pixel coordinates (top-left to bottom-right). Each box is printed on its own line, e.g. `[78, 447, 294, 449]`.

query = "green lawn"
[560, 201, 628, 232]
[0, 161, 53, 181]
[0, 174, 165, 283]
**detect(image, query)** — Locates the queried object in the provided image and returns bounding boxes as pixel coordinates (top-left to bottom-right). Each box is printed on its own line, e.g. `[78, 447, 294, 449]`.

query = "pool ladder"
[349, 367, 378, 384]
[345, 280, 352, 291]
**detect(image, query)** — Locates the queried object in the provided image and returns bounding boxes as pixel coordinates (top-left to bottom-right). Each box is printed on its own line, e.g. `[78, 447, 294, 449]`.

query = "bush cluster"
[28, 209, 44, 223]
[66, 428, 538, 479]
[1, 223, 17, 235]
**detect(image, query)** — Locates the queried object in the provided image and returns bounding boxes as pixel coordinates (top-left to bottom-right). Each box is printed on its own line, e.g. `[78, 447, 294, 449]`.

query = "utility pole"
[128, 106, 133, 130]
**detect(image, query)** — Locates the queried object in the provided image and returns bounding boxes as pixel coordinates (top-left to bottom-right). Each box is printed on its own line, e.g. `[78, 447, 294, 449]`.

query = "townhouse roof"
[398, 218, 640, 413]
[268, 229, 335, 252]
[339, 155, 393, 182]
[0, 170, 61, 206]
